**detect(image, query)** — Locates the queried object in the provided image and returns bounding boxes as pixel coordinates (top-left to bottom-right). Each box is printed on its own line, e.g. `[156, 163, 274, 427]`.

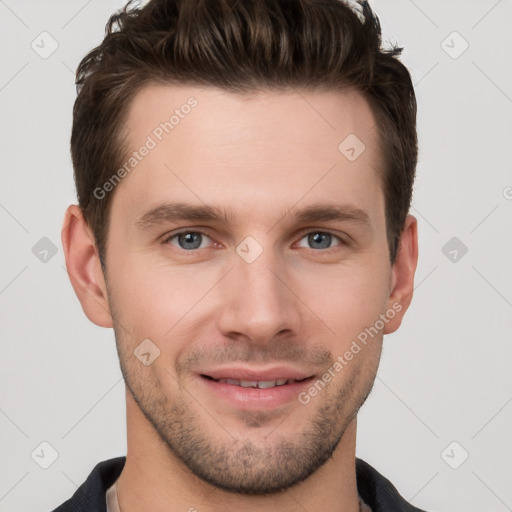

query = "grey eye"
[298, 232, 341, 250]
[169, 232, 210, 250]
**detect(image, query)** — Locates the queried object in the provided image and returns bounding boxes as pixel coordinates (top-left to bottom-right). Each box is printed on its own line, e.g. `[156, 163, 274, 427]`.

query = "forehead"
[113, 83, 384, 228]
[124, 83, 379, 154]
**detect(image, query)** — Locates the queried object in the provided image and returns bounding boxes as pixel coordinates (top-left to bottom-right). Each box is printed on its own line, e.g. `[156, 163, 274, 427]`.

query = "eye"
[297, 231, 343, 250]
[166, 231, 212, 250]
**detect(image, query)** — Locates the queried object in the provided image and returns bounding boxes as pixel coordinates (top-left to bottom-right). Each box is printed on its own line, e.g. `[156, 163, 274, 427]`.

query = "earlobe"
[383, 214, 418, 334]
[61, 205, 113, 328]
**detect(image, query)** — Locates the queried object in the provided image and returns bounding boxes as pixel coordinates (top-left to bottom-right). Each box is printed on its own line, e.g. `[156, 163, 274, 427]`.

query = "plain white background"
[1, 1, 511, 511]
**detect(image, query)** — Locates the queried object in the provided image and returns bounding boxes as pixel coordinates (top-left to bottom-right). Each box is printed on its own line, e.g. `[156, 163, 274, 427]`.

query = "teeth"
[216, 378, 293, 388]
[240, 380, 259, 388]
[257, 380, 277, 389]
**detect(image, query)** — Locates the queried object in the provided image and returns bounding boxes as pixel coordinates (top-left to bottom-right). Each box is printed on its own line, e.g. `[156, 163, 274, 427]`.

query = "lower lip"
[199, 376, 314, 410]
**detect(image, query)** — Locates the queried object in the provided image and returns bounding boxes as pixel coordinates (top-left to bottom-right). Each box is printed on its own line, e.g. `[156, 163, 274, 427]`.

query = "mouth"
[198, 368, 315, 410]
[201, 375, 310, 389]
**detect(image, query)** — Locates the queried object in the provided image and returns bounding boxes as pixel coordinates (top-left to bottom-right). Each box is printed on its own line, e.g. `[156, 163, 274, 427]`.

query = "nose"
[216, 248, 302, 346]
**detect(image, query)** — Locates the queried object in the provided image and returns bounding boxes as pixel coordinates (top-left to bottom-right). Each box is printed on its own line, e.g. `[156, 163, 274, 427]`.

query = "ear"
[383, 214, 418, 334]
[61, 205, 113, 328]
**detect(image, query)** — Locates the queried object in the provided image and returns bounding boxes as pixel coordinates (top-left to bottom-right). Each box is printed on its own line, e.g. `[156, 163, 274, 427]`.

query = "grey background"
[1, 0, 511, 511]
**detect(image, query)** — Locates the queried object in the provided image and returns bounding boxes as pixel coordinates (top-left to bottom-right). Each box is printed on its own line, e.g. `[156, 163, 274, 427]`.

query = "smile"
[199, 371, 314, 410]
[210, 378, 302, 389]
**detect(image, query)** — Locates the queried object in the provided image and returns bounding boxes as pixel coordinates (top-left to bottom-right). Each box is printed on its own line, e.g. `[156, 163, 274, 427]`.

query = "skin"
[62, 84, 418, 512]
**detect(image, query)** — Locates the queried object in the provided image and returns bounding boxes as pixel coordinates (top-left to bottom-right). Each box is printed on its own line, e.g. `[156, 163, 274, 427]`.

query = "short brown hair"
[71, 0, 417, 267]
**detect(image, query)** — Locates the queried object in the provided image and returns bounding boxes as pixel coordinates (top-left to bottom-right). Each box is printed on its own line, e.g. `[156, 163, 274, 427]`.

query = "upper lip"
[201, 366, 313, 382]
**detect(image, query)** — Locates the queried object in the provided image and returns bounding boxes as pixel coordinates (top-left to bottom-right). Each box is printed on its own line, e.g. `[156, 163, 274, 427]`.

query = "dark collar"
[52, 456, 428, 512]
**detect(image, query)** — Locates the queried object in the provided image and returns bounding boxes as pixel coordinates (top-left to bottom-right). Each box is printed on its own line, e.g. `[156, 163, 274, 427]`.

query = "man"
[55, 0, 425, 510]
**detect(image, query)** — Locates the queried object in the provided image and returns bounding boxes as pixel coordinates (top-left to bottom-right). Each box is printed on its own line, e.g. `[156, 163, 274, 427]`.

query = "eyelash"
[163, 229, 348, 251]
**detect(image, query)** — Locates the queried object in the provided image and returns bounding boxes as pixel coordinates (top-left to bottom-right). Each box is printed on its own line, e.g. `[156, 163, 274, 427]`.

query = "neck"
[116, 389, 361, 512]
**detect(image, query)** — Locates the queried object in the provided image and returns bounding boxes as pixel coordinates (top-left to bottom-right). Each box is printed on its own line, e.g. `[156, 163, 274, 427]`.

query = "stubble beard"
[115, 329, 379, 495]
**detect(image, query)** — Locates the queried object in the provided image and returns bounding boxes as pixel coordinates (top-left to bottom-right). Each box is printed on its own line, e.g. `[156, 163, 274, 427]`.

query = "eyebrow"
[134, 201, 372, 231]
[135, 202, 234, 230]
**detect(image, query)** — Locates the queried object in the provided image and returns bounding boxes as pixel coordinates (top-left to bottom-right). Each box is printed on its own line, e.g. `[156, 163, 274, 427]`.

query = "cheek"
[297, 260, 390, 342]
[107, 259, 183, 337]
[108, 255, 222, 351]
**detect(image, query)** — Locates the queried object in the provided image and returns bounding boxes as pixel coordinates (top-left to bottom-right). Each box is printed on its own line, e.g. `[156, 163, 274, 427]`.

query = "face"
[98, 84, 404, 493]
